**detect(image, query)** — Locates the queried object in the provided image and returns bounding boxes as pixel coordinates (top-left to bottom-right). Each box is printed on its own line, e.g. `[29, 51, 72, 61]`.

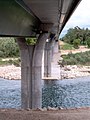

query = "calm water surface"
[0, 77, 90, 108]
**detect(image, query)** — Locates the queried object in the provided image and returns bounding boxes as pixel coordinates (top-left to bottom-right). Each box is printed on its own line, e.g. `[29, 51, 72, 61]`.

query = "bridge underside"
[0, 0, 81, 108]
[0, 0, 81, 37]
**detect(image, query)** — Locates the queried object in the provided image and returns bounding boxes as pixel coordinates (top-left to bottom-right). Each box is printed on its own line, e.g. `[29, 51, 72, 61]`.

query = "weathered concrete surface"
[44, 42, 52, 77]
[0, 108, 90, 120]
[17, 33, 49, 109]
[31, 33, 49, 108]
[17, 38, 34, 109]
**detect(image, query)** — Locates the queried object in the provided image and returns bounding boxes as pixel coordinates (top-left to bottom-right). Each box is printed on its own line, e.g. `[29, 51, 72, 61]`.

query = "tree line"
[0, 37, 37, 58]
[61, 26, 90, 48]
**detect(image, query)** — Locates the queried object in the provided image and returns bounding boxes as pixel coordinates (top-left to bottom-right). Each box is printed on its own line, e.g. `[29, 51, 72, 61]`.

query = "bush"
[0, 38, 19, 58]
[73, 39, 81, 49]
[26, 38, 37, 45]
[87, 37, 90, 48]
[60, 51, 90, 65]
[60, 43, 74, 50]
[63, 57, 77, 65]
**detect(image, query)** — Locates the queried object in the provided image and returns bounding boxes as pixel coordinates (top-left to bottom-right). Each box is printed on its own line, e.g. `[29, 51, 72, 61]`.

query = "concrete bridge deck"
[0, 108, 90, 120]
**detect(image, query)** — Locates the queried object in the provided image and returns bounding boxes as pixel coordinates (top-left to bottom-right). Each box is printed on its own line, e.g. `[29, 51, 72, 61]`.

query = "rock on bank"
[0, 65, 90, 80]
[0, 65, 21, 80]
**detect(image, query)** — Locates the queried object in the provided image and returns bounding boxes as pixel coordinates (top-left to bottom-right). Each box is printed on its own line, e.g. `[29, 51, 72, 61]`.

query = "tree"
[87, 37, 90, 48]
[62, 27, 90, 46]
[0, 38, 19, 57]
[73, 39, 81, 49]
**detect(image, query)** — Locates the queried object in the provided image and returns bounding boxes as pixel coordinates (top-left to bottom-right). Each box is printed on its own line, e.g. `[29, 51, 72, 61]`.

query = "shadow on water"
[42, 80, 67, 108]
[42, 77, 90, 108]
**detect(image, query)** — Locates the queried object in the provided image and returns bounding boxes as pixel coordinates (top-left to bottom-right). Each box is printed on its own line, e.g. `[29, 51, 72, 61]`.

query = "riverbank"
[60, 65, 90, 79]
[0, 107, 90, 120]
[0, 65, 21, 80]
[0, 65, 90, 80]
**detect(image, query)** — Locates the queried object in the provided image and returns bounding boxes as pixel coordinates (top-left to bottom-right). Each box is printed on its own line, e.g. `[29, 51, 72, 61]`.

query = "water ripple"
[1, 77, 90, 108]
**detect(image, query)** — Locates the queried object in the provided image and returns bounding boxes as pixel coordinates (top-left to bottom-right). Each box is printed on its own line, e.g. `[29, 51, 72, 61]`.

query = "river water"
[0, 77, 90, 108]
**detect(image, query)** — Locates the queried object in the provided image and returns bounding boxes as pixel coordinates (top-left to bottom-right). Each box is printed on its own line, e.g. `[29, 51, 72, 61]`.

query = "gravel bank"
[0, 65, 21, 80]
[60, 65, 90, 79]
[0, 65, 90, 80]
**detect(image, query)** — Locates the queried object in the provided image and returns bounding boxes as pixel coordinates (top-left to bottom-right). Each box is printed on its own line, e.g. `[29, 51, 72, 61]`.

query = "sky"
[60, 0, 90, 38]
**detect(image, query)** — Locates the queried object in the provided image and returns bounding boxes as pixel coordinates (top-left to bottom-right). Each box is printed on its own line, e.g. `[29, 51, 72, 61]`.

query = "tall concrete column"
[17, 33, 49, 109]
[17, 38, 34, 108]
[32, 33, 49, 108]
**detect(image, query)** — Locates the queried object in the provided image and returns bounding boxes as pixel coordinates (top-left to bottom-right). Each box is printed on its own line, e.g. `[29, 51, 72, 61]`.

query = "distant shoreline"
[0, 65, 90, 80]
[60, 65, 90, 79]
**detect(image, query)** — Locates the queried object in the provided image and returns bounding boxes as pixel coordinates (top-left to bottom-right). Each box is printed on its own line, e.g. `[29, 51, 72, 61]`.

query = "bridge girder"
[0, 0, 81, 38]
[0, 0, 41, 37]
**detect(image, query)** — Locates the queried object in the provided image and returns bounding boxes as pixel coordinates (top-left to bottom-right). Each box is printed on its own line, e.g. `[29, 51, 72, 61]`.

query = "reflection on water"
[1, 76, 90, 108]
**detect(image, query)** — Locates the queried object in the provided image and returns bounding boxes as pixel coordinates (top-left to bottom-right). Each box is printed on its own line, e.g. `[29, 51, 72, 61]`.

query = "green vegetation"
[73, 39, 81, 49]
[87, 37, 90, 48]
[0, 38, 19, 58]
[0, 58, 20, 66]
[0, 37, 37, 58]
[60, 42, 74, 50]
[61, 27, 90, 48]
[26, 38, 37, 45]
[0, 37, 37, 66]
[59, 51, 90, 65]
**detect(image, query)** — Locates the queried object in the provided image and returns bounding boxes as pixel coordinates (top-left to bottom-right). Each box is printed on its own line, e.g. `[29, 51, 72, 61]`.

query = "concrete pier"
[31, 33, 49, 108]
[17, 33, 49, 109]
[17, 38, 34, 108]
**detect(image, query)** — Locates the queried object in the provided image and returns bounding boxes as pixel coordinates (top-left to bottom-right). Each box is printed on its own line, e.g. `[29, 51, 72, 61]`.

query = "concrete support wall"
[17, 33, 49, 109]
